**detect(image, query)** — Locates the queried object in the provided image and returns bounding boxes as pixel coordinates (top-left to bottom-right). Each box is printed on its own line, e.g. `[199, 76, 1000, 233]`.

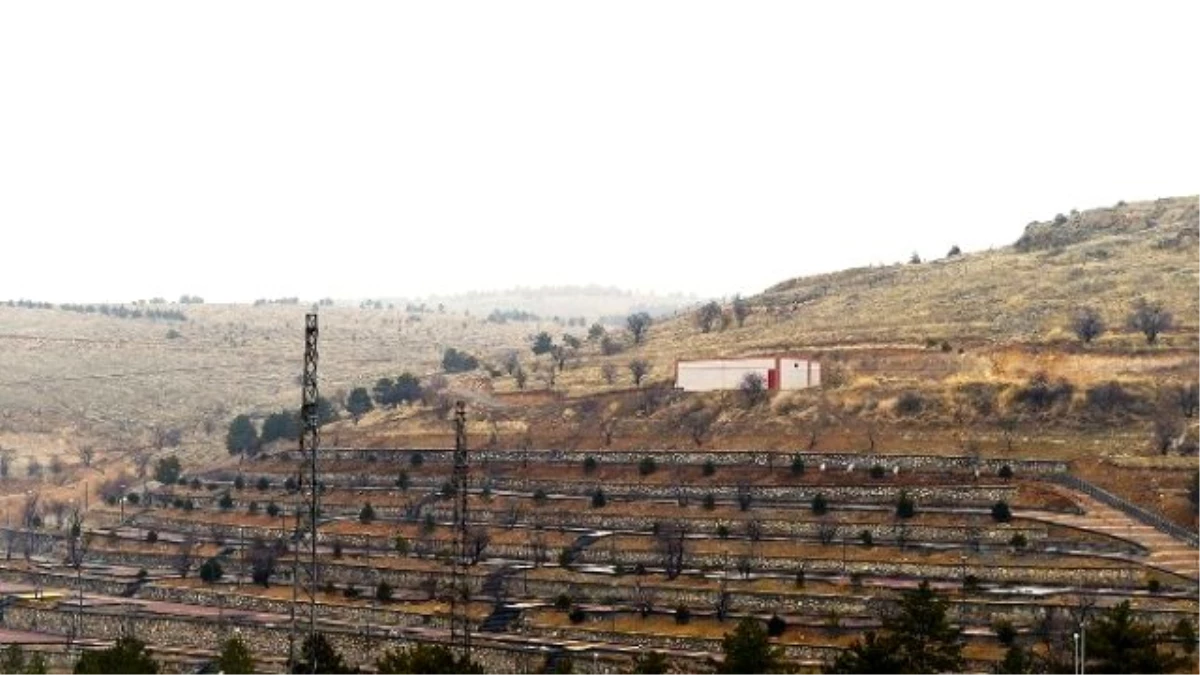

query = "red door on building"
[766, 369, 778, 390]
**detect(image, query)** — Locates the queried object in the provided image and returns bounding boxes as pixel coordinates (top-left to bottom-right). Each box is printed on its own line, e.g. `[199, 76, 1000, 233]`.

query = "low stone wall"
[274, 448, 1069, 476]
[0, 603, 594, 674]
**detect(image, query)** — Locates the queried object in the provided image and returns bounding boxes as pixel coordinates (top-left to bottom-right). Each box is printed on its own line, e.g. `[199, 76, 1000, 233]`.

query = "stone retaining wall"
[273, 448, 1069, 475]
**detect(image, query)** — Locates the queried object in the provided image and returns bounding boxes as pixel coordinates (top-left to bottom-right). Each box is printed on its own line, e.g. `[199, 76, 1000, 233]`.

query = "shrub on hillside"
[1085, 381, 1144, 417]
[895, 391, 924, 416]
[1071, 307, 1106, 344]
[1012, 373, 1074, 414]
[442, 348, 480, 373]
[638, 457, 657, 476]
[199, 558, 223, 583]
[991, 500, 1012, 522]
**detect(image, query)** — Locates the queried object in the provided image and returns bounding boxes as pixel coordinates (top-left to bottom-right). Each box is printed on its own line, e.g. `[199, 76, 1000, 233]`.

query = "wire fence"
[1041, 473, 1199, 548]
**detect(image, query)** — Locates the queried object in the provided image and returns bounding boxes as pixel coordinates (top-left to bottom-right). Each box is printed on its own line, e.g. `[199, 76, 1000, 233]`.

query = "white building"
[674, 356, 821, 392]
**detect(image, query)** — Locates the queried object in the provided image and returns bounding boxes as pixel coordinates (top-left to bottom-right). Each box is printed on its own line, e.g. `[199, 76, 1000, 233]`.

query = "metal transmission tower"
[449, 400, 472, 660]
[289, 313, 321, 672]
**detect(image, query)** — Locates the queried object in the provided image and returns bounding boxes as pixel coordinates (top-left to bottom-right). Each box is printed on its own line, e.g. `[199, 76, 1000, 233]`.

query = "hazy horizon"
[1, 1, 1196, 305]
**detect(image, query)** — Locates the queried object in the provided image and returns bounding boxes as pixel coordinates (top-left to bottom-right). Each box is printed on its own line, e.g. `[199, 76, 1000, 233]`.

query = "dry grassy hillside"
[0, 196, 1195, 525]
[335, 196, 1198, 525]
[0, 303, 583, 466]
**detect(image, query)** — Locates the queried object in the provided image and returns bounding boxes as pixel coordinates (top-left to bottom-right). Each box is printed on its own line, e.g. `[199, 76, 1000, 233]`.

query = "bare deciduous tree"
[1071, 307, 1105, 344]
[26, 457, 42, 480]
[77, 445, 95, 468]
[601, 417, 618, 447]
[1127, 298, 1173, 344]
[467, 526, 490, 564]
[654, 520, 688, 580]
[1176, 383, 1199, 419]
[21, 492, 41, 529]
[683, 408, 717, 447]
[47, 500, 68, 529]
[628, 359, 650, 388]
[626, 312, 652, 345]
[1153, 410, 1183, 455]
[600, 363, 617, 385]
[695, 301, 722, 333]
[816, 521, 838, 546]
[66, 511, 91, 570]
[631, 580, 657, 618]
[732, 295, 752, 328]
[175, 534, 197, 579]
[740, 373, 767, 407]
[133, 450, 152, 480]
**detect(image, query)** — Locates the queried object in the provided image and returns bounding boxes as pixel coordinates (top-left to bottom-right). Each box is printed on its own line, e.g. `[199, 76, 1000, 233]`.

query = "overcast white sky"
[0, 1, 1195, 304]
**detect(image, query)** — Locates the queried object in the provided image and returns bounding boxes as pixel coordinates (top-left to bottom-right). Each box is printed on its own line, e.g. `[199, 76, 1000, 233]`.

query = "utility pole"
[288, 313, 321, 673]
[450, 401, 472, 662]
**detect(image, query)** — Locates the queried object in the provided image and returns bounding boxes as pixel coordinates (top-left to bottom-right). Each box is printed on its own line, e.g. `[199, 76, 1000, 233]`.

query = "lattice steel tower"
[289, 313, 321, 672]
[449, 400, 472, 659]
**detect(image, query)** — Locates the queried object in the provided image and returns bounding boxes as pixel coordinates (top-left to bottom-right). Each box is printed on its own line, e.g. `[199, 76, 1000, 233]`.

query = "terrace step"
[478, 603, 523, 633]
[480, 565, 519, 600]
[1023, 487, 1200, 581]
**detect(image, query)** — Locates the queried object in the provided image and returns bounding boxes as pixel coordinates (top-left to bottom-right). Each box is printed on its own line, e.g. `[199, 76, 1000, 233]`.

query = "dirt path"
[1021, 486, 1199, 581]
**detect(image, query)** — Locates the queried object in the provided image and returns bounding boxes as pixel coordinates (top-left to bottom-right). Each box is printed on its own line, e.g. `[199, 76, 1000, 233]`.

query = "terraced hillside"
[0, 448, 1195, 672]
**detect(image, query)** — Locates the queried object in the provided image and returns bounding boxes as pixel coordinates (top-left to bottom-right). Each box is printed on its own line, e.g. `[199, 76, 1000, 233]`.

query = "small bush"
[702, 493, 716, 510]
[991, 500, 1012, 523]
[533, 488, 549, 505]
[409, 452, 424, 467]
[895, 491, 915, 519]
[702, 459, 716, 476]
[568, 607, 587, 624]
[794, 570, 805, 587]
[811, 493, 828, 515]
[998, 465, 1014, 480]
[247, 501, 259, 515]
[332, 539, 343, 558]
[895, 391, 924, 416]
[993, 619, 1017, 646]
[233, 475, 245, 490]
[716, 524, 730, 539]
[266, 502, 280, 517]
[1085, 381, 1142, 417]
[145, 530, 158, 543]
[791, 455, 805, 475]
[343, 584, 360, 599]
[766, 614, 787, 637]
[1147, 578, 1162, 594]
[359, 503, 376, 523]
[638, 457, 657, 476]
[199, 558, 223, 584]
[582, 456, 598, 474]
[1013, 372, 1074, 414]
[858, 530, 873, 546]
[674, 606, 691, 625]
[376, 581, 394, 602]
[256, 476, 271, 491]
[869, 464, 885, 479]
[591, 489, 607, 508]
[554, 594, 572, 611]
[1010, 532, 1028, 550]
